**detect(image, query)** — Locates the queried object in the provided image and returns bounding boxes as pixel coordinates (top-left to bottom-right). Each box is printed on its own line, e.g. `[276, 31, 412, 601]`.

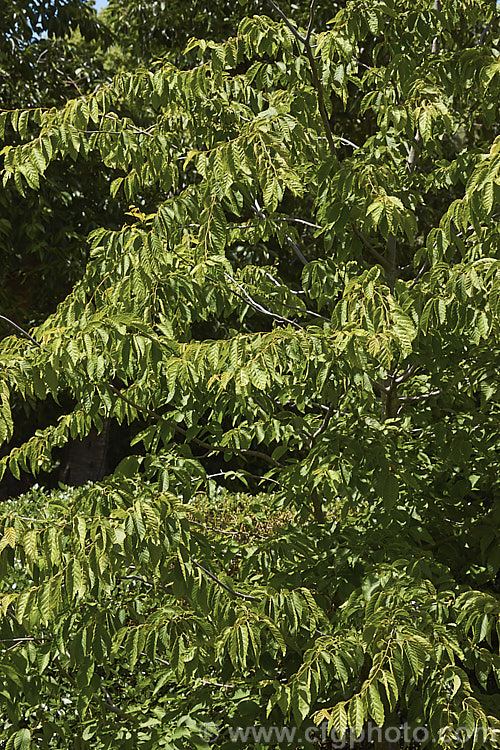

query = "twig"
[305, 0, 316, 43]
[285, 233, 309, 265]
[386, 233, 397, 291]
[252, 198, 310, 265]
[266, 0, 306, 43]
[118, 574, 172, 592]
[311, 405, 334, 441]
[338, 136, 360, 149]
[398, 390, 441, 404]
[407, 130, 422, 173]
[422, 535, 456, 550]
[201, 679, 238, 689]
[224, 272, 303, 329]
[283, 217, 322, 230]
[100, 685, 129, 718]
[394, 364, 417, 385]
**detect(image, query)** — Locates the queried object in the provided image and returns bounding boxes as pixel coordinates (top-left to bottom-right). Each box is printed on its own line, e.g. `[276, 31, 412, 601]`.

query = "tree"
[0, 0, 499, 747]
[0, 0, 115, 325]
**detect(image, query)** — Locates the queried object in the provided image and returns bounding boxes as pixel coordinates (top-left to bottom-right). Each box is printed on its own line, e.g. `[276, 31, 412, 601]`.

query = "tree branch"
[224, 272, 303, 329]
[192, 560, 261, 601]
[305, 0, 316, 43]
[0, 315, 41, 347]
[352, 225, 390, 270]
[398, 390, 441, 404]
[266, 0, 306, 43]
[311, 404, 334, 441]
[109, 385, 282, 468]
[266, 0, 336, 158]
[252, 198, 309, 265]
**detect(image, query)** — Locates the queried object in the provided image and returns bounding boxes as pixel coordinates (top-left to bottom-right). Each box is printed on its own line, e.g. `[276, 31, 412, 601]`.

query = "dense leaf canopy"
[0, 0, 499, 747]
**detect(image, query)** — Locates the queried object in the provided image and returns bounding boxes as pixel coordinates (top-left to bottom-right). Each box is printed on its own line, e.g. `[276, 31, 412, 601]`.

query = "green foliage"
[0, 0, 499, 746]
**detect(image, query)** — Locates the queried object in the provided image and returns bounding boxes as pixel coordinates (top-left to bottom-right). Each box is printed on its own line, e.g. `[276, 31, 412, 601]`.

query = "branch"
[406, 130, 422, 173]
[0, 315, 41, 347]
[232, 271, 329, 322]
[408, 1, 439, 171]
[252, 198, 309, 265]
[192, 560, 261, 602]
[352, 226, 390, 270]
[398, 390, 441, 404]
[422, 534, 456, 550]
[265, 0, 336, 158]
[311, 404, 334, 441]
[109, 385, 282, 468]
[117, 574, 172, 592]
[338, 136, 360, 149]
[201, 679, 238, 689]
[266, 0, 306, 43]
[284, 233, 309, 265]
[394, 364, 417, 385]
[386, 233, 397, 291]
[224, 272, 303, 329]
[100, 685, 130, 718]
[305, 0, 316, 43]
[283, 217, 322, 230]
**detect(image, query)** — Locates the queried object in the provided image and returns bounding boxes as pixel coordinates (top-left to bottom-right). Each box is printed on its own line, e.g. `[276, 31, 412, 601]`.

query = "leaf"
[368, 683, 385, 725]
[348, 695, 366, 737]
[14, 729, 31, 750]
[328, 702, 348, 739]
